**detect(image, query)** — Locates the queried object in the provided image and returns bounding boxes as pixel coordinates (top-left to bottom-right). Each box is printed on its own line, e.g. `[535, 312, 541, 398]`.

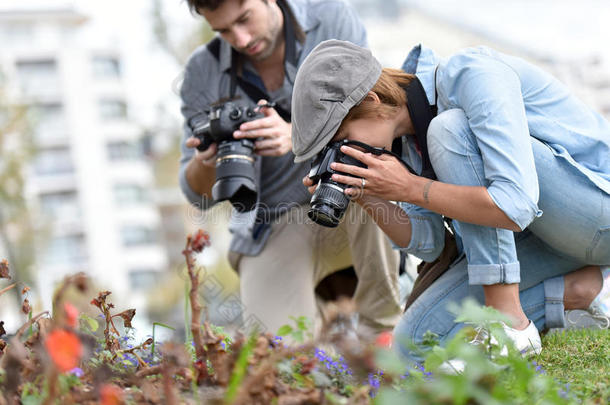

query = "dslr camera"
[307, 140, 367, 227]
[189, 99, 265, 212]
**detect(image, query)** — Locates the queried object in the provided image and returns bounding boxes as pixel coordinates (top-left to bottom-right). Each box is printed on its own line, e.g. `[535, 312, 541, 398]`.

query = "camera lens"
[307, 181, 350, 227]
[229, 108, 242, 120]
[212, 139, 257, 212]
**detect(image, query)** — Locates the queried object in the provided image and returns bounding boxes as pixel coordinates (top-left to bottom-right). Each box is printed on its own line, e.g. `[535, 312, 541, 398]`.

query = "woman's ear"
[364, 91, 381, 103]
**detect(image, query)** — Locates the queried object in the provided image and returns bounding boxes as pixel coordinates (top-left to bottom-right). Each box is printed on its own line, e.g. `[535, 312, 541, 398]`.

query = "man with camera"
[179, 0, 402, 338]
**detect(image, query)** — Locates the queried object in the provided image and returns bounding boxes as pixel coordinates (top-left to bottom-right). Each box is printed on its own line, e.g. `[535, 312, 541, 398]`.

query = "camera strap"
[402, 75, 438, 180]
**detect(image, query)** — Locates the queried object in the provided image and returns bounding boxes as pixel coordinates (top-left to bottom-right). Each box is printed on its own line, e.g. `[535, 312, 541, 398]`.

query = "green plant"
[277, 316, 314, 343]
[374, 298, 574, 405]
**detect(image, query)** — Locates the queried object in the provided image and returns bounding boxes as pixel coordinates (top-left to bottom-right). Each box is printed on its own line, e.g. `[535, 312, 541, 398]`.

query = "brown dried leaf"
[161, 342, 190, 368]
[116, 309, 136, 329]
[190, 229, 211, 253]
[0, 321, 5, 337]
[0, 259, 9, 279]
[21, 298, 31, 315]
[277, 390, 322, 405]
[140, 379, 162, 403]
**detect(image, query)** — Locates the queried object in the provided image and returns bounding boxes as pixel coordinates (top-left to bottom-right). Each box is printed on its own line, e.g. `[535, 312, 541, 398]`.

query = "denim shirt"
[179, 0, 367, 256]
[398, 45, 610, 262]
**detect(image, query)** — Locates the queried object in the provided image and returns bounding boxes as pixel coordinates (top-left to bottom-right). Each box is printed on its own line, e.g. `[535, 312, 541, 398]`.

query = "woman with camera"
[290, 40, 610, 361]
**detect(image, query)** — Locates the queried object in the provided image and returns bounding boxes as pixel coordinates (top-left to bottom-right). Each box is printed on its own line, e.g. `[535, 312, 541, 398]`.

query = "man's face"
[202, 0, 282, 61]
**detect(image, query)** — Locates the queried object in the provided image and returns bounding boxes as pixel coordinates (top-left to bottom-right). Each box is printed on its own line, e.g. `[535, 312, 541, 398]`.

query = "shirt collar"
[217, 0, 313, 73]
[401, 44, 442, 105]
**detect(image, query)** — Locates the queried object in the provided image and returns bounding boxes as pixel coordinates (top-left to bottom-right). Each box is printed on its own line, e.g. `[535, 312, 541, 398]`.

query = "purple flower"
[367, 372, 382, 398]
[68, 367, 84, 378]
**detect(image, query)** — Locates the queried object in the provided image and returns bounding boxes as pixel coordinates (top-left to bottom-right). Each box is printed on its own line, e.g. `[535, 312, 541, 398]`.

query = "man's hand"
[233, 99, 292, 157]
[185, 137, 218, 168]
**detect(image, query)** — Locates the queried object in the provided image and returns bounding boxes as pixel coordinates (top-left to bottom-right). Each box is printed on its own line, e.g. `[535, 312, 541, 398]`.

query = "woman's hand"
[329, 145, 416, 202]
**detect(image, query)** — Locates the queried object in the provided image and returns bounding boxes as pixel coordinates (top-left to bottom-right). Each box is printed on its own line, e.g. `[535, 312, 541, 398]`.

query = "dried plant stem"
[15, 311, 49, 338]
[162, 365, 178, 405]
[135, 365, 192, 381]
[113, 338, 153, 368]
[182, 235, 207, 368]
[0, 283, 16, 297]
[42, 369, 59, 405]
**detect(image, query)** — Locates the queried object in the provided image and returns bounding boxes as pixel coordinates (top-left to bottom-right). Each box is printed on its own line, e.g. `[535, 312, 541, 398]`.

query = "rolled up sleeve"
[440, 49, 542, 229]
[394, 202, 446, 262]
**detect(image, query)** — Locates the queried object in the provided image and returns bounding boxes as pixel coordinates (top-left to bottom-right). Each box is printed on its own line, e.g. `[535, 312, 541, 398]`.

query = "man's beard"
[241, 5, 282, 62]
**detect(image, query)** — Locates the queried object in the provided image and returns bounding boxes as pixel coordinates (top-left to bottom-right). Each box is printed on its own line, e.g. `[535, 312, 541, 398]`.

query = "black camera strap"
[224, 0, 296, 121]
[403, 75, 438, 180]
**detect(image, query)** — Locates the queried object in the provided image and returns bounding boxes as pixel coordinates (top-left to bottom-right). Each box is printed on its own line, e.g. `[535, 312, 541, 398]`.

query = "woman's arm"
[330, 147, 521, 231]
[407, 176, 521, 232]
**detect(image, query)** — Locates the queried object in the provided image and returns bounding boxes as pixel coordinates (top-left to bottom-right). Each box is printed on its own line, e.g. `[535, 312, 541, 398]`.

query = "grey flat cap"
[291, 40, 382, 163]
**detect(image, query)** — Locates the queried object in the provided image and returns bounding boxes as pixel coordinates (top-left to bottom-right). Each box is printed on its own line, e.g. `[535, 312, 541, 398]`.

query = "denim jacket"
[398, 45, 610, 262]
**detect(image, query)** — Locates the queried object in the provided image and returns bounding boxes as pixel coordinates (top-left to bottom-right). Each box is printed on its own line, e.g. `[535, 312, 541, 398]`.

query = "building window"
[16, 59, 59, 96]
[128, 269, 158, 290]
[34, 147, 74, 176]
[106, 141, 144, 161]
[121, 226, 157, 247]
[44, 235, 87, 265]
[92, 56, 121, 79]
[3, 23, 33, 43]
[99, 99, 127, 120]
[30, 103, 68, 141]
[114, 184, 149, 205]
[39, 191, 80, 220]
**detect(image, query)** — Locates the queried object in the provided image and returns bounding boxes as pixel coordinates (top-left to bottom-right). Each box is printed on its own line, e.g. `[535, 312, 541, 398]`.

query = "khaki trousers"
[230, 204, 401, 338]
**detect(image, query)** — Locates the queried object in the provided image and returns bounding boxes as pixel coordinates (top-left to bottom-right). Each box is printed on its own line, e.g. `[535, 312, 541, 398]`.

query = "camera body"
[190, 100, 264, 212]
[307, 140, 367, 227]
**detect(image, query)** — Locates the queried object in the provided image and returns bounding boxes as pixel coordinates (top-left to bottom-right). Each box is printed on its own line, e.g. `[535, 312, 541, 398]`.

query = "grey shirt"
[179, 0, 367, 255]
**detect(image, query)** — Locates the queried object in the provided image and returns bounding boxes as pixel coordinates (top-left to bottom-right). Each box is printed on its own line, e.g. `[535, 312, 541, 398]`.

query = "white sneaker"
[565, 309, 610, 329]
[438, 320, 541, 374]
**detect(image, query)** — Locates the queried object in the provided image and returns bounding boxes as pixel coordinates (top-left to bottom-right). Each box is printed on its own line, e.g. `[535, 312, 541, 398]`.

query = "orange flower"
[64, 302, 79, 328]
[375, 331, 393, 348]
[100, 384, 124, 405]
[44, 329, 83, 372]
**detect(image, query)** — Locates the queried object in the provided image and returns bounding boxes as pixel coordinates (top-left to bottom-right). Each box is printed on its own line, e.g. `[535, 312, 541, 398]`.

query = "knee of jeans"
[427, 109, 474, 162]
[393, 304, 454, 357]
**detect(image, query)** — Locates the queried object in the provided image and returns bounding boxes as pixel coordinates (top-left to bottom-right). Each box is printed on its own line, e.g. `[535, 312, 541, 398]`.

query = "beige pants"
[229, 204, 401, 338]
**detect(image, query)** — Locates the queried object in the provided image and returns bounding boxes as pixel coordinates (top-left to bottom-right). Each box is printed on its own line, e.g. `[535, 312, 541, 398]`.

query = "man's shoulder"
[184, 40, 222, 71]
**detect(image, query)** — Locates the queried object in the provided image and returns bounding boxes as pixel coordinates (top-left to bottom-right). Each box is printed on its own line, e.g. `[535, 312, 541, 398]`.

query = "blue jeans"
[394, 109, 610, 363]
[427, 109, 610, 285]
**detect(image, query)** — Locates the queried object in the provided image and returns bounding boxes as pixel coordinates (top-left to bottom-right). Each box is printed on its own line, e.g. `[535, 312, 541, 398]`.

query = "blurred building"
[361, 0, 610, 121]
[0, 3, 169, 310]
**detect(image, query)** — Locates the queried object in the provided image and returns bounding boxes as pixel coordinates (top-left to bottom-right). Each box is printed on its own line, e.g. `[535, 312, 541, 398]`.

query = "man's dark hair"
[186, 0, 248, 14]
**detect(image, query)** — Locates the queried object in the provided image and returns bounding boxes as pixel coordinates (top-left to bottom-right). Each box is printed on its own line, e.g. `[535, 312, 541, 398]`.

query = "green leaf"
[276, 324, 293, 336]
[225, 334, 257, 403]
[79, 313, 99, 332]
[154, 321, 175, 330]
[376, 348, 407, 376]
